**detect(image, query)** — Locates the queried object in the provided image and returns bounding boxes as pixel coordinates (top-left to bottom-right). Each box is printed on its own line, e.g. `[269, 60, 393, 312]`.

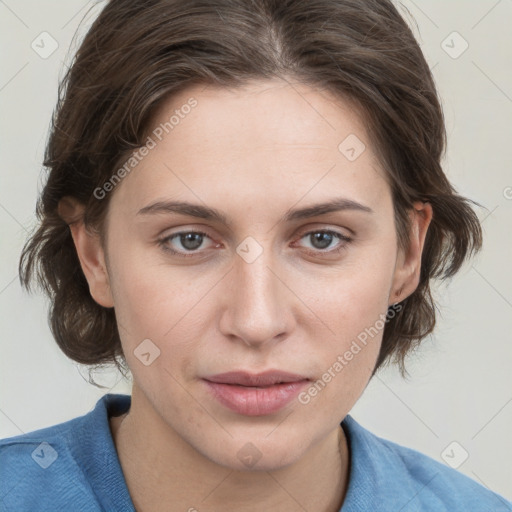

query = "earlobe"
[58, 196, 114, 309]
[389, 201, 433, 306]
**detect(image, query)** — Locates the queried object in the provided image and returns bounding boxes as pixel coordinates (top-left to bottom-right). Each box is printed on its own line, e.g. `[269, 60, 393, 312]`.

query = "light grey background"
[1, 0, 511, 501]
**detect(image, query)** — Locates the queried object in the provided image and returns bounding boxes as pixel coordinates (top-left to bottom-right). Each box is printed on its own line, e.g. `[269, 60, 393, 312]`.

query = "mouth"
[202, 370, 311, 416]
[203, 370, 311, 387]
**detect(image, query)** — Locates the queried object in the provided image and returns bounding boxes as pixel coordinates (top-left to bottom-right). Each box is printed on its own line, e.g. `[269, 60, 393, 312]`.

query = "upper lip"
[204, 370, 310, 387]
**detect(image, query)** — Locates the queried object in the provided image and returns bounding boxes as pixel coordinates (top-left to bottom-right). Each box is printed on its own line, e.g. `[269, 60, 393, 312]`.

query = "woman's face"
[83, 78, 429, 470]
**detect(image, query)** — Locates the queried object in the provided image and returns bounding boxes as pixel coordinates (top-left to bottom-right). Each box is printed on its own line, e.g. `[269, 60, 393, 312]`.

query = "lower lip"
[203, 379, 309, 416]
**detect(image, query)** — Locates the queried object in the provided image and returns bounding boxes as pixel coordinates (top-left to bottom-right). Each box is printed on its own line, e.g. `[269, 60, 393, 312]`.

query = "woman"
[1, 0, 510, 510]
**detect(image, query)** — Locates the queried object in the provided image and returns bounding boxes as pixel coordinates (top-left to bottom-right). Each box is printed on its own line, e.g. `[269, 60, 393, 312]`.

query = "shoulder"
[378, 436, 511, 510]
[0, 416, 98, 510]
[0, 394, 132, 511]
[341, 415, 512, 511]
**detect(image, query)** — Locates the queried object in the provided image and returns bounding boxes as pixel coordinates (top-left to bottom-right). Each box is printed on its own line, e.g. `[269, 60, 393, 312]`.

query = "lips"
[204, 370, 310, 387]
[202, 370, 310, 416]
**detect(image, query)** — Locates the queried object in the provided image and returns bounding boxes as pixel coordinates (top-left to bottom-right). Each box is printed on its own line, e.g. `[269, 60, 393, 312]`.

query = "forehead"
[150, 78, 371, 159]
[108, 78, 390, 221]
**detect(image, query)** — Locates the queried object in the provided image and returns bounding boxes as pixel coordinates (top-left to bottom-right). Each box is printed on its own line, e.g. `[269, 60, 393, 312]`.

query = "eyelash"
[157, 229, 352, 259]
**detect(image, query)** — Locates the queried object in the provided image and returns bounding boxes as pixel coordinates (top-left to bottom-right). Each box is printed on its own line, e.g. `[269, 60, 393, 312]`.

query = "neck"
[109, 387, 350, 512]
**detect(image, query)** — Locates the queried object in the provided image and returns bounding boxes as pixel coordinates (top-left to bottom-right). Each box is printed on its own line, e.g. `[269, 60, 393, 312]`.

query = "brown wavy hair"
[19, 0, 483, 386]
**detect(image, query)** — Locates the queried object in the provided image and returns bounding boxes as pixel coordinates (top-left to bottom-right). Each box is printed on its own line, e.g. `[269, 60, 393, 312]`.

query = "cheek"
[297, 237, 396, 340]
[107, 234, 200, 335]
[109, 262, 200, 405]
[109, 223, 396, 376]
[106, 241, 213, 388]
[293, 244, 395, 409]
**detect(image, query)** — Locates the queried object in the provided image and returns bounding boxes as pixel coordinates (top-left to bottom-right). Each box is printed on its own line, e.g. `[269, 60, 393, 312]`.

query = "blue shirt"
[1, 393, 510, 511]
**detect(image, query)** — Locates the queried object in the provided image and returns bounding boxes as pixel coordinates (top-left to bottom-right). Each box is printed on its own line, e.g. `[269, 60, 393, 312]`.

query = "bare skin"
[62, 78, 432, 511]
[109, 404, 350, 511]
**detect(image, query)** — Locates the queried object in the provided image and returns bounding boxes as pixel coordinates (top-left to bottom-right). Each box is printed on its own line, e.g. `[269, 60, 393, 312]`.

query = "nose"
[218, 244, 294, 349]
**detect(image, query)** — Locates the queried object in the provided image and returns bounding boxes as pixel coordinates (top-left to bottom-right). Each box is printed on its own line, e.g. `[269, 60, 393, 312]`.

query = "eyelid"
[292, 228, 352, 255]
[156, 228, 220, 259]
[157, 226, 353, 260]
[295, 223, 353, 239]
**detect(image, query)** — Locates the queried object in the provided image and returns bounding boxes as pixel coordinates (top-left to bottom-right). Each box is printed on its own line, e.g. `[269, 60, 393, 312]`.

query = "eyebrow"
[136, 198, 373, 225]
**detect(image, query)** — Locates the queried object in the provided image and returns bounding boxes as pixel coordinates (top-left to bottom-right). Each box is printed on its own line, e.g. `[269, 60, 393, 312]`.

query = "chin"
[196, 433, 304, 473]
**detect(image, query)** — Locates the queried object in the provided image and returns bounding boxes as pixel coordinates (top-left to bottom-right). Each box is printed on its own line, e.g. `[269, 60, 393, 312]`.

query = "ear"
[389, 201, 433, 306]
[58, 196, 114, 308]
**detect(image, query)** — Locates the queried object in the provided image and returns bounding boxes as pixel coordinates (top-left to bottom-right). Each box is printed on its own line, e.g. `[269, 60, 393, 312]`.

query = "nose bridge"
[223, 238, 290, 346]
